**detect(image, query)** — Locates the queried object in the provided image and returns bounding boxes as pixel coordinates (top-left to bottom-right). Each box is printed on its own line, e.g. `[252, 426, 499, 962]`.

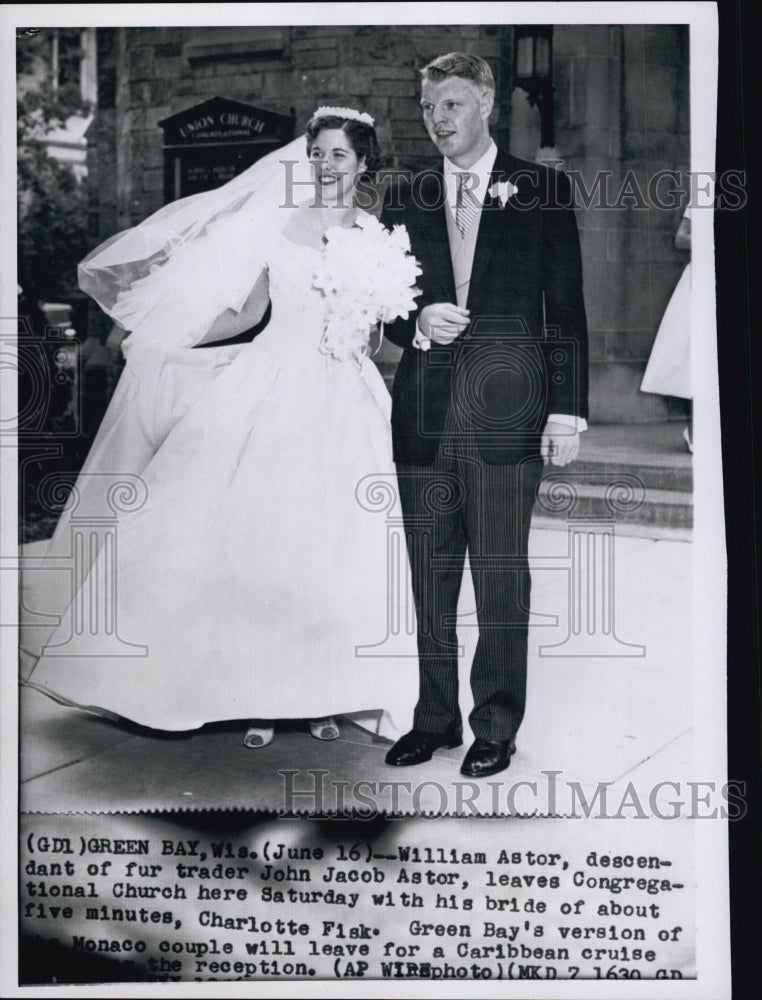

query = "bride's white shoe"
[309, 717, 340, 740]
[243, 723, 274, 748]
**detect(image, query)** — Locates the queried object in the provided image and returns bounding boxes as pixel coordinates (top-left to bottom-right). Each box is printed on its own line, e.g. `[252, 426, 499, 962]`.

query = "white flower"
[313, 216, 421, 364]
[489, 180, 518, 207]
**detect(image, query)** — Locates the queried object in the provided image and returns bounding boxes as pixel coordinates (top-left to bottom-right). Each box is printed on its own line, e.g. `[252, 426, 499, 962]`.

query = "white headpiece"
[311, 106, 375, 127]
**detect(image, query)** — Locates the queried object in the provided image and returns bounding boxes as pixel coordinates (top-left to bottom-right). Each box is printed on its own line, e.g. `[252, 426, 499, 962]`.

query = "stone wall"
[551, 24, 690, 421]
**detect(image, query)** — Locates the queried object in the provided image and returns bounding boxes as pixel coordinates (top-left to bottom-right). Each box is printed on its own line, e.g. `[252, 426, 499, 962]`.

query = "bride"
[20, 107, 419, 749]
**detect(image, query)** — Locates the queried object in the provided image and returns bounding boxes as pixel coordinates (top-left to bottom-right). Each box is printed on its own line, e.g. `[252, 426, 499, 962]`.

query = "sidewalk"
[20, 522, 692, 815]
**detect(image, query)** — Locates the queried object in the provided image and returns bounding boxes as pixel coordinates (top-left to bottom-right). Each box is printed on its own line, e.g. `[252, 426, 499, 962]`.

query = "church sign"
[159, 97, 296, 202]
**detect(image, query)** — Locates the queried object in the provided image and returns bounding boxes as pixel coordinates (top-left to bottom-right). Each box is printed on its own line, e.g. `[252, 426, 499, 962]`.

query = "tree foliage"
[17, 29, 91, 303]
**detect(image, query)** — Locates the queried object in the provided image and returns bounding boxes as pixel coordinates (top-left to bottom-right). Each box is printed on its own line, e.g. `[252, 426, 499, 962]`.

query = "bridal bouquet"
[313, 213, 421, 363]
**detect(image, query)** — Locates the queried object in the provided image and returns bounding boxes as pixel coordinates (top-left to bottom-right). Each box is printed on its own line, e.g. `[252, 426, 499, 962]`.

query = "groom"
[381, 52, 588, 777]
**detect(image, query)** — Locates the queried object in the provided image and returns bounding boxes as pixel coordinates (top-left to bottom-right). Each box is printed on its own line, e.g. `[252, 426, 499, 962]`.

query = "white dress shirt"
[413, 141, 586, 433]
[443, 139, 499, 216]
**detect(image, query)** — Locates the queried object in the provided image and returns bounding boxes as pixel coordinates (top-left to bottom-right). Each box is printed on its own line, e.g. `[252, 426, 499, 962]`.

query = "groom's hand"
[420, 303, 470, 344]
[541, 421, 580, 467]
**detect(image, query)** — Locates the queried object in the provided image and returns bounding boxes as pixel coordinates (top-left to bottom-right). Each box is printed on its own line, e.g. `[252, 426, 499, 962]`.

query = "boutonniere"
[489, 180, 518, 207]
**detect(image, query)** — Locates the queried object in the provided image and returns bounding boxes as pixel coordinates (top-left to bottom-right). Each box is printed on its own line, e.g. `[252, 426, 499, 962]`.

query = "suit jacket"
[381, 148, 589, 465]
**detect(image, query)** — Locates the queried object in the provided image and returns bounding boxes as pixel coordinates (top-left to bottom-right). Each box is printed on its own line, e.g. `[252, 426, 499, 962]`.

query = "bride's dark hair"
[305, 113, 381, 174]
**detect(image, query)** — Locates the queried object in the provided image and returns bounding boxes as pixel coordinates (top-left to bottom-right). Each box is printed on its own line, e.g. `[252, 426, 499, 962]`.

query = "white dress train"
[21, 230, 418, 737]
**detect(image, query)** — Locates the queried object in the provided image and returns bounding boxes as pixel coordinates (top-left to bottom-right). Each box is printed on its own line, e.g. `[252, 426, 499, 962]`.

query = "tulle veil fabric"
[22, 138, 315, 670]
[80, 134, 315, 351]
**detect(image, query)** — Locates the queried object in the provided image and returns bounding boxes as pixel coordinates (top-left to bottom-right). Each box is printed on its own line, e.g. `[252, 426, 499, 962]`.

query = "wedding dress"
[20, 210, 418, 737]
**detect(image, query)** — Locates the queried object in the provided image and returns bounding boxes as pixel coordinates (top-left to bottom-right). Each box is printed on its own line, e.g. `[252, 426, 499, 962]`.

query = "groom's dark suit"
[381, 148, 588, 743]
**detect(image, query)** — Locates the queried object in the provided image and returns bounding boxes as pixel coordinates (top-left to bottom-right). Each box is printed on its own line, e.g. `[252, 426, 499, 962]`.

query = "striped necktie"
[455, 171, 479, 237]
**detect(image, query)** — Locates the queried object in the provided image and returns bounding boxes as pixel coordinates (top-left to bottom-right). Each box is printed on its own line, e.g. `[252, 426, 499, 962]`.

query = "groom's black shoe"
[460, 738, 516, 778]
[385, 727, 463, 766]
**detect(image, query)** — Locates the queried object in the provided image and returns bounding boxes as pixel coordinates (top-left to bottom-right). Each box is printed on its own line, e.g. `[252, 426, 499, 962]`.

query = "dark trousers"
[397, 426, 543, 742]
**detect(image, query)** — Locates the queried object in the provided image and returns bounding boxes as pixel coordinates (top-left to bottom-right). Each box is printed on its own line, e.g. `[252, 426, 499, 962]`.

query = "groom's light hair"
[420, 52, 495, 92]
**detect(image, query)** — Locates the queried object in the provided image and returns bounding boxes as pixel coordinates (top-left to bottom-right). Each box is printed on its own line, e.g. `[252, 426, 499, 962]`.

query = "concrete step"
[540, 422, 692, 535]
[535, 477, 692, 533]
[574, 422, 693, 494]
[570, 455, 692, 494]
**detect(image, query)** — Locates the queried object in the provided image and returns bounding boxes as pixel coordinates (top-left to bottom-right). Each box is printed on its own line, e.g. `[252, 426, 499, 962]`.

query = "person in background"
[640, 207, 692, 452]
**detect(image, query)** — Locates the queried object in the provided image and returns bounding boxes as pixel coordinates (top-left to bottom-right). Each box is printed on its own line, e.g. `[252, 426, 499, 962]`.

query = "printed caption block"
[20, 813, 694, 984]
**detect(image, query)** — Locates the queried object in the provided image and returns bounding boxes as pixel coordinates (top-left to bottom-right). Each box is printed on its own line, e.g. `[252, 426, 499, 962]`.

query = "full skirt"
[21, 326, 418, 737]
